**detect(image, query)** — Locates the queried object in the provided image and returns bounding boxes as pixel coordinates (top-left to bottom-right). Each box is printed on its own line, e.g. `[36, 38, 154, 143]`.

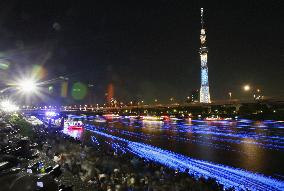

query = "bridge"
[20, 97, 284, 114]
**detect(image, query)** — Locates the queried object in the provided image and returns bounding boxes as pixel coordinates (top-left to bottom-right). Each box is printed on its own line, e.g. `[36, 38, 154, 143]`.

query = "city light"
[17, 79, 38, 93]
[0, 100, 19, 112]
[243, 85, 250, 91]
[45, 111, 57, 117]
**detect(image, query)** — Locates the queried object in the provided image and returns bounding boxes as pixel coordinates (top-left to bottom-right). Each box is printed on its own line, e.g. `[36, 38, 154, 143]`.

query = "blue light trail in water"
[89, 124, 284, 151]
[91, 136, 100, 146]
[85, 126, 284, 191]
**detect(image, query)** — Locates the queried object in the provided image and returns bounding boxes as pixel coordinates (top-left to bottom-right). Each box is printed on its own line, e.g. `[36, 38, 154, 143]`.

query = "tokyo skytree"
[199, 8, 211, 103]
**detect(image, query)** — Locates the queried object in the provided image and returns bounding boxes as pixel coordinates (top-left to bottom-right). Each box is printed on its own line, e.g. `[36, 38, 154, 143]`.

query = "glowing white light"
[0, 100, 19, 112]
[18, 79, 37, 93]
[243, 85, 250, 91]
[45, 111, 57, 117]
[201, 53, 207, 61]
[200, 86, 211, 103]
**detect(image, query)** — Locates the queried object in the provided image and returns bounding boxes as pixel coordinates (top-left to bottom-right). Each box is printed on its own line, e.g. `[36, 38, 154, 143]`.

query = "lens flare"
[18, 79, 38, 93]
[71, 82, 87, 100]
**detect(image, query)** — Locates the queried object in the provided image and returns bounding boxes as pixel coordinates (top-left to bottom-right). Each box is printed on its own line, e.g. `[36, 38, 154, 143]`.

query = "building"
[199, 8, 211, 103]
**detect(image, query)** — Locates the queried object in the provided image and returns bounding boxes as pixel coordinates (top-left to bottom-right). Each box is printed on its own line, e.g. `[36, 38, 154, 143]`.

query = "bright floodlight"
[0, 100, 19, 112]
[243, 85, 250, 91]
[18, 79, 37, 93]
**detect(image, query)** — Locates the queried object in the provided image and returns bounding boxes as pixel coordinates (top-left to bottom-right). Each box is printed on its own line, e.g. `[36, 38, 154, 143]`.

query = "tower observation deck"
[199, 8, 211, 103]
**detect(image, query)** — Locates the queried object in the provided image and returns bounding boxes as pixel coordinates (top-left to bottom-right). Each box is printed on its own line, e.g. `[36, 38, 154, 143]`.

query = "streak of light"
[85, 125, 284, 191]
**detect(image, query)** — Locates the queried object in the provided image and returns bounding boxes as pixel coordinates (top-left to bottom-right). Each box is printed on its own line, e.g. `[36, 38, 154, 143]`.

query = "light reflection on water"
[85, 127, 284, 191]
[62, 127, 83, 139]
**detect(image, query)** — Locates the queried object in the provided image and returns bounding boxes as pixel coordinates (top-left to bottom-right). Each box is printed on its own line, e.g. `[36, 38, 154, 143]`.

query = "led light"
[85, 126, 284, 191]
[45, 111, 57, 117]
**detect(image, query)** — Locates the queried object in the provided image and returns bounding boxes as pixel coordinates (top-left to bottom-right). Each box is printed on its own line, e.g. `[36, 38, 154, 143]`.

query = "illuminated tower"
[199, 8, 211, 103]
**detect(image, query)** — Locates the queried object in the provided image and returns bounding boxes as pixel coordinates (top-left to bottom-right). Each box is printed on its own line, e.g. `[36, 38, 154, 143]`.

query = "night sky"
[0, 0, 283, 103]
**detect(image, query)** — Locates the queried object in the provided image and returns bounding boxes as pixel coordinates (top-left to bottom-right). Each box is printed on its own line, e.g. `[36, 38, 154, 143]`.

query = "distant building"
[191, 89, 199, 102]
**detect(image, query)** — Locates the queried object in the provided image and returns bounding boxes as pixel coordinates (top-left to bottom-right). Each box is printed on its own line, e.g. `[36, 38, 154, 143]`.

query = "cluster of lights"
[0, 100, 19, 112]
[62, 127, 83, 138]
[45, 111, 58, 117]
[119, 130, 152, 142]
[92, 121, 284, 151]
[87, 115, 284, 153]
[26, 116, 44, 126]
[91, 136, 100, 146]
[104, 140, 127, 155]
[78, 115, 284, 153]
[85, 126, 284, 191]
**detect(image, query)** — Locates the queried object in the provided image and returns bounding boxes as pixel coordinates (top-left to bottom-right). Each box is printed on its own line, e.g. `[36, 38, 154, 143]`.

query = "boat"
[64, 115, 84, 129]
[94, 117, 107, 123]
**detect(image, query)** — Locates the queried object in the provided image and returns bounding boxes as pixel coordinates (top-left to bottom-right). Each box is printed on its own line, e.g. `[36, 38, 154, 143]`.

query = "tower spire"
[199, 8, 211, 103]
[201, 8, 204, 29]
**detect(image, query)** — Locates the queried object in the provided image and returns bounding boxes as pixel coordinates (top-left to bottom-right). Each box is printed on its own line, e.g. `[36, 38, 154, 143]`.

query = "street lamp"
[1, 78, 38, 95]
[17, 79, 38, 93]
[243, 85, 250, 91]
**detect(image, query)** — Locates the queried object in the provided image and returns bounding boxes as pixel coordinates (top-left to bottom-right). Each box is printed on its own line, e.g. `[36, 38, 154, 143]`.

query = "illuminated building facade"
[199, 8, 211, 103]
